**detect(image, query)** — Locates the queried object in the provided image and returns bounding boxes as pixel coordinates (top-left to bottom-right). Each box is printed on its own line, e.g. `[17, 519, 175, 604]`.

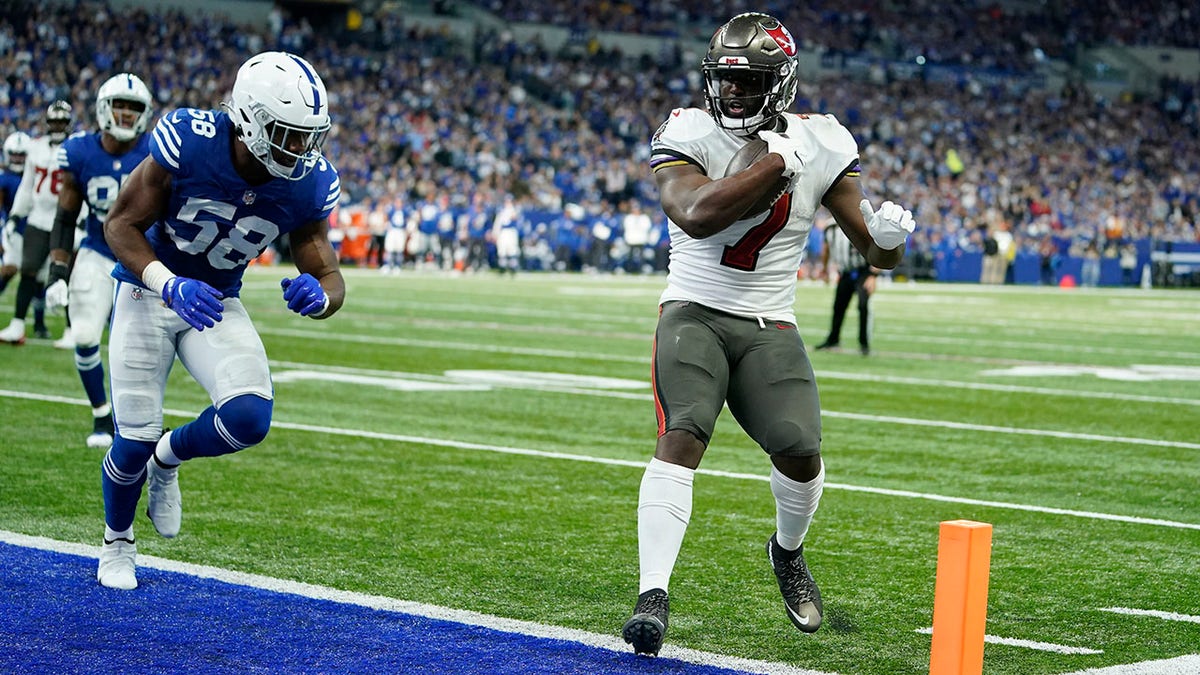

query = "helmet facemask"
[702, 13, 800, 136]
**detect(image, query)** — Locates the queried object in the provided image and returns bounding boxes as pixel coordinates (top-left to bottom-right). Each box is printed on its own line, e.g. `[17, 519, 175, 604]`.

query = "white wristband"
[141, 260, 176, 296]
[311, 294, 331, 319]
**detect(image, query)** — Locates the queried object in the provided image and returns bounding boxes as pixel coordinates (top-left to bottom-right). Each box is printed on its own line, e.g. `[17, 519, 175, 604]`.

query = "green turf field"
[2, 268, 1197, 674]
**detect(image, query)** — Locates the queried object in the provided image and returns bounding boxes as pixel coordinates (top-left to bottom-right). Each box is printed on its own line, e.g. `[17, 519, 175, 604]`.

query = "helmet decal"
[764, 23, 797, 57]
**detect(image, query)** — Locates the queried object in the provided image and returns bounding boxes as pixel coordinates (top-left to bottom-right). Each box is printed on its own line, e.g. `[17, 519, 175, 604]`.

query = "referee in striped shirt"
[815, 222, 878, 356]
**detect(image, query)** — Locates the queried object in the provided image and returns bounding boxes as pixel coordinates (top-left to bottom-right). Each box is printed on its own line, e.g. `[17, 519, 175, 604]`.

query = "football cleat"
[53, 329, 75, 350]
[33, 326, 52, 340]
[146, 455, 181, 538]
[97, 538, 138, 590]
[767, 534, 823, 633]
[0, 320, 25, 345]
[622, 588, 669, 656]
[86, 414, 115, 449]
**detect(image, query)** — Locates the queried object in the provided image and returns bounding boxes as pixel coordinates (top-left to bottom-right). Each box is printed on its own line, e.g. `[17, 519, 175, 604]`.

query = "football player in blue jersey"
[95, 52, 345, 590]
[44, 73, 154, 449]
[0, 131, 31, 296]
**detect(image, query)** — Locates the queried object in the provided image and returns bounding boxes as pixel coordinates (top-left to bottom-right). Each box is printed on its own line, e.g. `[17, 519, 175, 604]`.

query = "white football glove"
[859, 199, 914, 250]
[45, 279, 69, 309]
[758, 130, 805, 179]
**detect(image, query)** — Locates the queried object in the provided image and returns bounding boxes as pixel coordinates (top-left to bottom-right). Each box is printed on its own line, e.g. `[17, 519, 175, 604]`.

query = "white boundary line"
[3, 387, 1198, 531]
[0, 530, 832, 675]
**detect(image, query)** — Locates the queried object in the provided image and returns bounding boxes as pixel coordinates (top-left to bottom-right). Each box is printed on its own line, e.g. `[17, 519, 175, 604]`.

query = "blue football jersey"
[58, 131, 152, 260]
[113, 108, 340, 297]
[0, 169, 21, 221]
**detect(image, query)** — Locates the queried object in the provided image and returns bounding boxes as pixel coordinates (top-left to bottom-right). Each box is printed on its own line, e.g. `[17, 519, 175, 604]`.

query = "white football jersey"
[10, 136, 65, 232]
[650, 108, 859, 323]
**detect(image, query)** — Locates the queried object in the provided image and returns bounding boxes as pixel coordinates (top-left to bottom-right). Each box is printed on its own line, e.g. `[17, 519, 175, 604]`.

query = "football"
[723, 138, 791, 218]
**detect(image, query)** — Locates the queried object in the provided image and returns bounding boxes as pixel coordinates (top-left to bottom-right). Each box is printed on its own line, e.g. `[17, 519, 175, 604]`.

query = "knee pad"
[217, 394, 273, 447]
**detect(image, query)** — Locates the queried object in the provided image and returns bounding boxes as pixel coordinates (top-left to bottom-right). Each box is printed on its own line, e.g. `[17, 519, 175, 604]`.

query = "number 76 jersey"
[113, 108, 340, 298]
[650, 108, 858, 323]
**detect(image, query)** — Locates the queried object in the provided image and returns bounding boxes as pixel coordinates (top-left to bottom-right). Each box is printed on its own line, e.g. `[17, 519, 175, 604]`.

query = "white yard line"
[4, 387, 1196, 531]
[914, 627, 1102, 655]
[1098, 608, 1200, 624]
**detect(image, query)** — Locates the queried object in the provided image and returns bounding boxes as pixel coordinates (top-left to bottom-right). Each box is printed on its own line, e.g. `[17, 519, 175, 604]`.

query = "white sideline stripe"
[1099, 608, 1200, 624]
[818, 371, 1200, 408]
[914, 627, 1102, 655]
[257, 328, 1200, 410]
[0, 531, 831, 675]
[12, 377, 1197, 453]
[1066, 655, 1200, 674]
[3, 388, 1200, 531]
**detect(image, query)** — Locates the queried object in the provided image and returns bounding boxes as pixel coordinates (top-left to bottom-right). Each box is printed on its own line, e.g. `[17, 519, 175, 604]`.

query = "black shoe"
[87, 413, 115, 449]
[622, 588, 669, 656]
[33, 327, 52, 340]
[860, 346, 870, 356]
[814, 341, 839, 351]
[766, 534, 823, 633]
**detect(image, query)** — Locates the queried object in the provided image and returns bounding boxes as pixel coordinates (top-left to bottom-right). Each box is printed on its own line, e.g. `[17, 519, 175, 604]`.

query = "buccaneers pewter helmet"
[702, 13, 800, 135]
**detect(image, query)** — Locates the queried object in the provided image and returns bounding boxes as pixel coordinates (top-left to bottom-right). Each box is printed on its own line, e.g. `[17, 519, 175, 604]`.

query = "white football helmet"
[226, 51, 331, 180]
[3, 131, 31, 173]
[96, 73, 153, 142]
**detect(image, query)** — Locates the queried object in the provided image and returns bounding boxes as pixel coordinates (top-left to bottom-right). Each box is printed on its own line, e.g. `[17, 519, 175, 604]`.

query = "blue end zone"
[0, 543, 755, 674]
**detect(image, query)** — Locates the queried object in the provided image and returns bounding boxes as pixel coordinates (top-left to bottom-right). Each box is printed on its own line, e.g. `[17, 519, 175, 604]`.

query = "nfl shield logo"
[243, 191, 256, 205]
[131, 286, 143, 301]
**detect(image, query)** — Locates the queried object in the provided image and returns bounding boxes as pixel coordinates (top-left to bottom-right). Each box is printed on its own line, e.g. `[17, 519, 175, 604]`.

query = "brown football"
[723, 138, 790, 218]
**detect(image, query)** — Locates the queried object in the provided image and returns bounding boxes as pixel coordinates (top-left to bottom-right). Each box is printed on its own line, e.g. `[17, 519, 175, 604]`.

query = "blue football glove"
[281, 273, 328, 317]
[162, 276, 224, 331]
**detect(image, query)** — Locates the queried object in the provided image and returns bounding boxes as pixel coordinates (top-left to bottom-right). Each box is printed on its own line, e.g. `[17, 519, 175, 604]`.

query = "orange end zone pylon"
[929, 520, 993, 675]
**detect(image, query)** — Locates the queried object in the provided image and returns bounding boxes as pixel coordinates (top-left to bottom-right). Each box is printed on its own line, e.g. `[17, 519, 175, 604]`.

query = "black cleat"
[34, 327, 52, 340]
[622, 588, 669, 656]
[767, 534, 823, 633]
[860, 346, 871, 356]
[814, 341, 839, 351]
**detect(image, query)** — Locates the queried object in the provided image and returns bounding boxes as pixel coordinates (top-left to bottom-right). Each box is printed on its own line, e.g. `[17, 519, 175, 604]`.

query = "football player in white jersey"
[622, 13, 914, 656]
[95, 52, 345, 590]
[0, 101, 74, 345]
[44, 73, 155, 449]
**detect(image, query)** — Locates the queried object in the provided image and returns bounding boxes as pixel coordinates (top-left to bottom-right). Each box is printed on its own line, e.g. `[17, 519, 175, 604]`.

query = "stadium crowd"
[1, 0, 1197, 281]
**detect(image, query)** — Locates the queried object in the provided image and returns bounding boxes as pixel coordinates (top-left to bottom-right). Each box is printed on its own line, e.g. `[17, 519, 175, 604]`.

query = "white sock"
[637, 457, 694, 594]
[92, 403, 111, 418]
[771, 460, 824, 551]
[105, 525, 133, 543]
[154, 430, 180, 468]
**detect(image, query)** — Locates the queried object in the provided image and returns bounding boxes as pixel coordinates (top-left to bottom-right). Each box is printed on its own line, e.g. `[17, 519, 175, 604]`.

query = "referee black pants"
[824, 265, 871, 349]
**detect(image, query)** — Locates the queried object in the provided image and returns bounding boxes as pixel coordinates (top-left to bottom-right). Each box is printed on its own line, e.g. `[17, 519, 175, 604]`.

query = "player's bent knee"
[217, 394, 274, 447]
[764, 421, 821, 457]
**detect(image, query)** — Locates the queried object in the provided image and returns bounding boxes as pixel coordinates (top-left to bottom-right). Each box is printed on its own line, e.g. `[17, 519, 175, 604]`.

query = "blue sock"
[102, 437, 154, 532]
[32, 296, 46, 331]
[75, 345, 108, 408]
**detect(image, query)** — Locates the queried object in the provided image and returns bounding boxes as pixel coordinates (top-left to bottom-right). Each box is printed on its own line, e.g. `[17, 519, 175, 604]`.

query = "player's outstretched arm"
[283, 217, 344, 319]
